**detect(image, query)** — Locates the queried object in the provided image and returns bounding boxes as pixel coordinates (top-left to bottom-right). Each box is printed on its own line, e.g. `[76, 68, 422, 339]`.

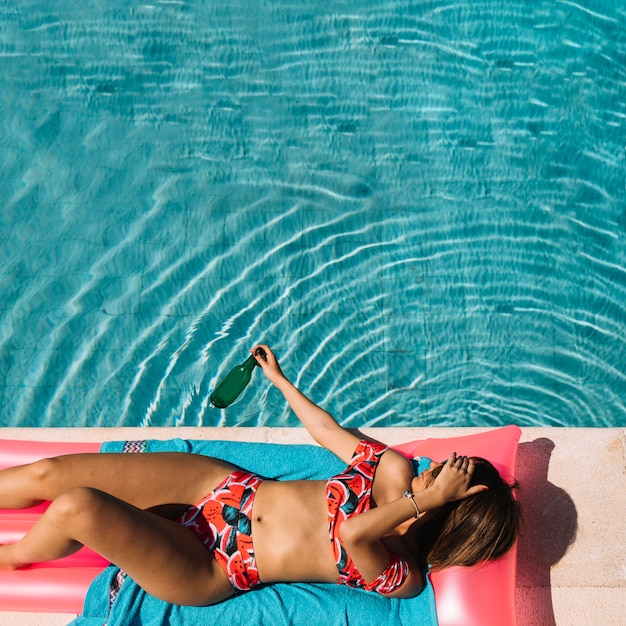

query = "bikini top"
[326, 439, 411, 594]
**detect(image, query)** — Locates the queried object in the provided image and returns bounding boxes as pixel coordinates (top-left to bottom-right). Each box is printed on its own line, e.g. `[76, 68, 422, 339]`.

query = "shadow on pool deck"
[516, 438, 578, 626]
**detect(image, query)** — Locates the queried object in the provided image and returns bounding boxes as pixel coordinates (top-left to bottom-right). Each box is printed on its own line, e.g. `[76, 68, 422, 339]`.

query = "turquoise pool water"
[1, 1, 625, 428]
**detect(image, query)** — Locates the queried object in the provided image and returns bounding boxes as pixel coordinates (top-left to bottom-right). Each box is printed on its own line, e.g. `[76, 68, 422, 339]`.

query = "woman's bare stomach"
[251, 479, 340, 584]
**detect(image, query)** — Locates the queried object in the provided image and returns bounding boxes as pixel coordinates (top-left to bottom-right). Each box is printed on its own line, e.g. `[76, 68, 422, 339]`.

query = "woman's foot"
[0, 543, 30, 570]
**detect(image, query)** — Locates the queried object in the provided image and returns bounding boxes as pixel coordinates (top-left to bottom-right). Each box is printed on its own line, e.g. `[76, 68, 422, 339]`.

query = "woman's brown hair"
[415, 457, 521, 570]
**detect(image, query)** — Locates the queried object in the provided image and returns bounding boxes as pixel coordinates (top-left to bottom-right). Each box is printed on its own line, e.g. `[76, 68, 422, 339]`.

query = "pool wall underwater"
[1, 1, 625, 429]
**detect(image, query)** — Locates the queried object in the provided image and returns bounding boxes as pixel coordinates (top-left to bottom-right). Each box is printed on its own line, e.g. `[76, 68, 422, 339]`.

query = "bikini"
[179, 439, 410, 595]
[326, 439, 411, 594]
[178, 469, 264, 592]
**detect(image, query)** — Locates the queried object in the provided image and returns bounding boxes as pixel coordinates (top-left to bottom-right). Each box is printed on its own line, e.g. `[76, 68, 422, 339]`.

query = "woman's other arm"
[341, 453, 488, 594]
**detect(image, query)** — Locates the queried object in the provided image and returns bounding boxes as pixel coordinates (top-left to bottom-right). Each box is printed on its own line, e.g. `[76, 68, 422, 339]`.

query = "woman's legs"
[0, 452, 239, 511]
[0, 486, 235, 605]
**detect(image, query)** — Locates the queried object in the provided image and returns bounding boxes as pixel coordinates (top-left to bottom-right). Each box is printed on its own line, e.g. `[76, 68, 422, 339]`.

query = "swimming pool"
[1, 0, 624, 428]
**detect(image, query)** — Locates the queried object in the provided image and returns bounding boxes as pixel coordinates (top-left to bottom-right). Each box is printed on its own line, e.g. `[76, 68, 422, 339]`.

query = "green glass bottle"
[210, 348, 266, 408]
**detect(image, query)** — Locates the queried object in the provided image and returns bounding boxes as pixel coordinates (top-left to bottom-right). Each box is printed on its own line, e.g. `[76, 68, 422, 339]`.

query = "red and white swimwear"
[326, 439, 410, 594]
[179, 469, 264, 592]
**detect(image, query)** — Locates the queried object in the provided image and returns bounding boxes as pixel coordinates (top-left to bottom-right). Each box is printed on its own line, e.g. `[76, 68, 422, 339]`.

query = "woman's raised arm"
[251, 345, 360, 463]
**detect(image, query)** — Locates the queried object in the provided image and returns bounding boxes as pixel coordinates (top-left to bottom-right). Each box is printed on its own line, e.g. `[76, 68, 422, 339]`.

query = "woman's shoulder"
[379, 446, 415, 478]
[374, 447, 415, 498]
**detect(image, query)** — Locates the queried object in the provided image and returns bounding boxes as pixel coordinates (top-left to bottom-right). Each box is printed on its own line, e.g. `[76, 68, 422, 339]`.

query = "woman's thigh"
[54, 487, 236, 605]
[32, 452, 240, 510]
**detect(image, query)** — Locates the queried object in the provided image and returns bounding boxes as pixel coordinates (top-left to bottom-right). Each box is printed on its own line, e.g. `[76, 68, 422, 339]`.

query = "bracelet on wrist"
[403, 490, 420, 518]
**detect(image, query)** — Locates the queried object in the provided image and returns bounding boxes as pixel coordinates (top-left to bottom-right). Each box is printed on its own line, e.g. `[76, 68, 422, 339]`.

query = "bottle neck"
[242, 354, 259, 370]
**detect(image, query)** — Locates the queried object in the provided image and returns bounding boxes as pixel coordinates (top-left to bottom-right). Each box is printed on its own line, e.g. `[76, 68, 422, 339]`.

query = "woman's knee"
[26, 457, 69, 499]
[47, 486, 105, 528]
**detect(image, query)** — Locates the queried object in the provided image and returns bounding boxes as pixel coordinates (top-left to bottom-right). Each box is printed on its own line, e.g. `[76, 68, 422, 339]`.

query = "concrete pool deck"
[1, 426, 624, 626]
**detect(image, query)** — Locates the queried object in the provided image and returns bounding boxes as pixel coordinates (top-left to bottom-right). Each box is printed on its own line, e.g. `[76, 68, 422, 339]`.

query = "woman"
[0, 345, 519, 605]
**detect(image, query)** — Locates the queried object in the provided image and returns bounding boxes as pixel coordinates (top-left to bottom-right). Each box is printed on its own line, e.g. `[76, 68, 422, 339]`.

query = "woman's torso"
[250, 449, 416, 584]
[251, 479, 338, 583]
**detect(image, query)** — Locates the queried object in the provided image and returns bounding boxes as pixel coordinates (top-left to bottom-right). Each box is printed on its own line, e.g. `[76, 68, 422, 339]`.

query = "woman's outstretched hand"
[426, 453, 488, 508]
[250, 344, 285, 385]
[250, 344, 357, 460]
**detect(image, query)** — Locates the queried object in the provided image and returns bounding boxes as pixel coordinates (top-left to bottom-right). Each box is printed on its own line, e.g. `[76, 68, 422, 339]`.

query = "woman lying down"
[0, 345, 520, 605]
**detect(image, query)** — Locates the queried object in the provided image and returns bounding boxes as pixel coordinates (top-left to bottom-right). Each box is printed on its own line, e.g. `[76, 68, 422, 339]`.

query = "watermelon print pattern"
[178, 470, 263, 591]
[326, 440, 410, 594]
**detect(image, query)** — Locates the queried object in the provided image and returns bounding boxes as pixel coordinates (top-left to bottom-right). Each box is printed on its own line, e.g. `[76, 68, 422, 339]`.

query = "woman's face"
[412, 461, 444, 491]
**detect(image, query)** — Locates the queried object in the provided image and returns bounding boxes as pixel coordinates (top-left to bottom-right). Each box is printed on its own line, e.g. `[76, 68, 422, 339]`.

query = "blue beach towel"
[71, 439, 437, 626]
